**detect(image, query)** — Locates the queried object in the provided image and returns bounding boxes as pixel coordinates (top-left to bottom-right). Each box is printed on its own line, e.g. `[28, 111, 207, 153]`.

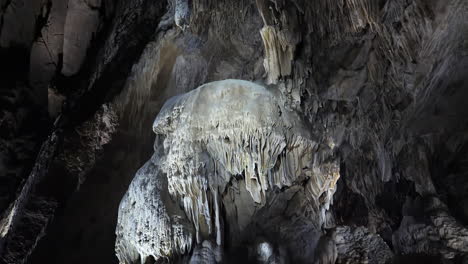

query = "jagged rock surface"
[0, 0, 467, 263]
[335, 226, 393, 264]
[116, 79, 339, 263]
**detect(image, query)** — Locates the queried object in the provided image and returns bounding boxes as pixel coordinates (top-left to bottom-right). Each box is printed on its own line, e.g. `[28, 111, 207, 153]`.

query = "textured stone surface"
[0, 0, 43, 48]
[0, 0, 467, 263]
[116, 79, 339, 262]
[28, 0, 67, 101]
[62, 0, 101, 76]
[335, 226, 393, 264]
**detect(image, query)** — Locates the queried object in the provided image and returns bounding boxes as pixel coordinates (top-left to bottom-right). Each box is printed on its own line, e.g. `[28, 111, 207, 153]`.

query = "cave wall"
[0, 0, 467, 263]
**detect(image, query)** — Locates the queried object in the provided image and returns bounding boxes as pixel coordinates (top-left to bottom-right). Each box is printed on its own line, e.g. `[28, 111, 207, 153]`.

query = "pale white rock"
[152, 79, 315, 204]
[249, 240, 287, 264]
[115, 160, 194, 263]
[257, 241, 274, 263]
[260, 26, 295, 84]
[0, 204, 17, 238]
[116, 79, 340, 262]
[174, 0, 190, 30]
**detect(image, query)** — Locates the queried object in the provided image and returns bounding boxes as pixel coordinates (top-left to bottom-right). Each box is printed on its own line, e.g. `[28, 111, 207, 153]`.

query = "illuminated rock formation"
[115, 79, 340, 262]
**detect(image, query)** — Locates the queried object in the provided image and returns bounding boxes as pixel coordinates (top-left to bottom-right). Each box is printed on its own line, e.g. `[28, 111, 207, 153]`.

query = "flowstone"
[116, 80, 340, 263]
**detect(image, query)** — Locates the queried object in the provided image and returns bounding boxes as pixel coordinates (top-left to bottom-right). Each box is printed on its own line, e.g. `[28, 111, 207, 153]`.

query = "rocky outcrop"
[393, 196, 468, 259]
[28, 0, 67, 103]
[335, 226, 393, 264]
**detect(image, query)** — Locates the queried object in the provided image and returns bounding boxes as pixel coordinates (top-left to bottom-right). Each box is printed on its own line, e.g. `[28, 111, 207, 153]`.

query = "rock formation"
[116, 79, 339, 262]
[0, 0, 467, 263]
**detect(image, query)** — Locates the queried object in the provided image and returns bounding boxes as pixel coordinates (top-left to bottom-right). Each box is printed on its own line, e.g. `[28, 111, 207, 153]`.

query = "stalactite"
[115, 80, 340, 262]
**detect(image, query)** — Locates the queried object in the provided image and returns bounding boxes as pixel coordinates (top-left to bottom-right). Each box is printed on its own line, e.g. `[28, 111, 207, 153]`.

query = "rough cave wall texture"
[0, 0, 467, 263]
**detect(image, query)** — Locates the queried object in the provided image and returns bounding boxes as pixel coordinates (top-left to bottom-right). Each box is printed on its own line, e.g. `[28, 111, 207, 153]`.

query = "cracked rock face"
[116, 79, 340, 263]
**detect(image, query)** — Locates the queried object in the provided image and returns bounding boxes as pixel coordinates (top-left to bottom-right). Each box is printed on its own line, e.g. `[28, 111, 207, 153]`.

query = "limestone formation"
[62, 0, 101, 76]
[335, 226, 394, 264]
[313, 229, 337, 264]
[174, 0, 191, 30]
[115, 79, 340, 262]
[189, 240, 222, 264]
[1, 0, 468, 263]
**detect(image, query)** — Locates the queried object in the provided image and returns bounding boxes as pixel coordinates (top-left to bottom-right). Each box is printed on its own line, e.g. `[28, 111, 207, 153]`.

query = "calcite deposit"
[116, 80, 340, 262]
[0, 0, 467, 263]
